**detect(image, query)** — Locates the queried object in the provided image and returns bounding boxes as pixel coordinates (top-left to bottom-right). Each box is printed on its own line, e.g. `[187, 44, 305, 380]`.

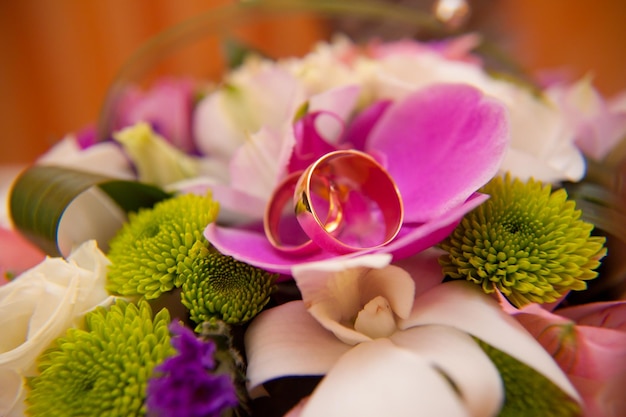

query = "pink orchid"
[205, 83, 508, 273]
[499, 296, 626, 417]
[245, 253, 579, 417]
[113, 78, 196, 153]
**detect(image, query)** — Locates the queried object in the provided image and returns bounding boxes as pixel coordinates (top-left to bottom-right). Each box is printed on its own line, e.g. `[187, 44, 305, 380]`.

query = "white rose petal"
[0, 240, 117, 415]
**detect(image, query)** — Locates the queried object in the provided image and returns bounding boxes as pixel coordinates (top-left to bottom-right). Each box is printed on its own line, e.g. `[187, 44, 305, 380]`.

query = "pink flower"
[0, 227, 45, 285]
[205, 83, 508, 274]
[499, 296, 626, 417]
[113, 78, 196, 153]
[547, 76, 626, 161]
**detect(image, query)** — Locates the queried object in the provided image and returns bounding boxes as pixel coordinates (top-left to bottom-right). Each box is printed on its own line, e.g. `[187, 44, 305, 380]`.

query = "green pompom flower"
[180, 241, 277, 329]
[26, 300, 174, 417]
[439, 174, 606, 307]
[107, 193, 219, 299]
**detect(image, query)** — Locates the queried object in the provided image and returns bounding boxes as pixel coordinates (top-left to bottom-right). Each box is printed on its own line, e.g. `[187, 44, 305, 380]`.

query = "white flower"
[245, 253, 580, 417]
[547, 75, 626, 161]
[0, 240, 116, 417]
[37, 134, 134, 180]
[358, 42, 585, 183]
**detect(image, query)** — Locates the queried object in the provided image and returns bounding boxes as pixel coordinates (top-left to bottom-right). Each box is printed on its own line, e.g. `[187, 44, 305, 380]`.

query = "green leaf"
[475, 338, 581, 417]
[9, 165, 171, 257]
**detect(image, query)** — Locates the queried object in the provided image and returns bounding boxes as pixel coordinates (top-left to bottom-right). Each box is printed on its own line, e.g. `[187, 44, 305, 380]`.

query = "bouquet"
[2, 1, 625, 416]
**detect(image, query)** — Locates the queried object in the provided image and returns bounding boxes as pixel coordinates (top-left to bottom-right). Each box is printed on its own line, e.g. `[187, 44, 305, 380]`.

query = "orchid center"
[353, 295, 397, 339]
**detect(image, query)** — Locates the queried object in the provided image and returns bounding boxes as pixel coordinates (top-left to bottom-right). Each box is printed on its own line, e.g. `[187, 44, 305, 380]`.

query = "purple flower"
[146, 322, 238, 417]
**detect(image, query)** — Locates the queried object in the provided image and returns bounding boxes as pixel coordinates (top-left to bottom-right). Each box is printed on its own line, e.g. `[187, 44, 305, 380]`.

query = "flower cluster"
[2, 26, 626, 417]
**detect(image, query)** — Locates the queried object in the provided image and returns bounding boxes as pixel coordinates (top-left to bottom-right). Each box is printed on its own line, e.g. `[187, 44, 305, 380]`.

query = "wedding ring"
[265, 150, 403, 255]
[264, 171, 321, 255]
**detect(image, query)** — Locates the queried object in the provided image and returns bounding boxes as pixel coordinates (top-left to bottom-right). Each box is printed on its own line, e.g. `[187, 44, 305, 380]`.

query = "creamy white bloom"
[37, 134, 134, 179]
[0, 240, 117, 417]
[245, 253, 580, 417]
[356, 46, 585, 183]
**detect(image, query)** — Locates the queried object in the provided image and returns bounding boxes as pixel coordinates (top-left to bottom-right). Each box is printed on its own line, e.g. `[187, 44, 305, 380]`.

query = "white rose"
[0, 240, 117, 416]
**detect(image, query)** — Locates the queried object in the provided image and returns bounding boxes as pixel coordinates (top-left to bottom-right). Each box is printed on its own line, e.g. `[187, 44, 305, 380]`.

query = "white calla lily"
[245, 253, 581, 417]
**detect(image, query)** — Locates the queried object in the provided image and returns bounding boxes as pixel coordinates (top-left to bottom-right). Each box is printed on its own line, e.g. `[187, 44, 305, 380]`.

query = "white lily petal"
[399, 281, 581, 402]
[293, 255, 416, 345]
[244, 301, 351, 398]
[300, 338, 470, 417]
[390, 325, 503, 417]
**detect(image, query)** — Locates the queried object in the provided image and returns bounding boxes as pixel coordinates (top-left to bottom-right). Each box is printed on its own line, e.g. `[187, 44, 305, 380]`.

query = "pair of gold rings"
[263, 150, 404, 255]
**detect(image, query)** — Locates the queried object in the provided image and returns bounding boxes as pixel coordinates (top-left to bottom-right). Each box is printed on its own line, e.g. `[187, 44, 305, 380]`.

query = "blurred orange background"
[1, 0, 625, 164]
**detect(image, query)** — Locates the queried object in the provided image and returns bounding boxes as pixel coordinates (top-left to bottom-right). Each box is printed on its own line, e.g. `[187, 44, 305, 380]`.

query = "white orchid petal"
[308, 84, 361, 143]
[244, 301, 351, 398]
[292, 255, 415, 344]
[399, 281, 581, 402]
[300, 338, 470, 417]
[354, 296, 396, 339]
[292, 253, 393, 276]
[390, 325, 503, 417]
[391, 247, 447, 296]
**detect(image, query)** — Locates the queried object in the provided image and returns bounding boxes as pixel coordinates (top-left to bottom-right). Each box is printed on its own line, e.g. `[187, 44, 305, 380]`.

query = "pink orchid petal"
[510, 308, 626, 416]
[399, 281, 580, 402]
[289, 112, 343, 172]
[569, 373, 626, 417]
[366, 83, 508, 223]
[205, 193, 487, 274]
[343, 100, 392, 151]
[114, 78, 195, 152]
[565, 326, 626, 379]
[244, 301, 351, 398]
[390, 325, 503, 417]
[499, 296, 626, 385]
[386, 192, 489, 259]
[205, 223, 335, 274]
[299, 338, 469, 417]
[558, 301, 626, 331]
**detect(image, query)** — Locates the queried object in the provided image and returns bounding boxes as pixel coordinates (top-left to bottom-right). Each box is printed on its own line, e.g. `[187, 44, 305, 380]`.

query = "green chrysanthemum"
[26, 299, 174, 417]
[180, 241, 277, 329]
[439, 174, 606, 307]
[107, 193, 219, 299]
